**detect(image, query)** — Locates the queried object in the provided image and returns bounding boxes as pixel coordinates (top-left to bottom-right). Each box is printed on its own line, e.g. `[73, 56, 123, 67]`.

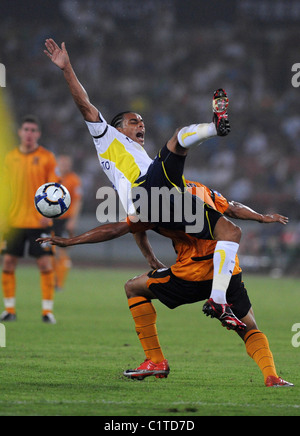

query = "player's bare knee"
[124, 279, 135, 299]
[2, 255, 18, 273]
[37, 255, 53, 273]
[224, 220, 241, 243]
[231, 223, 242, 243]
[214, 217, 241, 243]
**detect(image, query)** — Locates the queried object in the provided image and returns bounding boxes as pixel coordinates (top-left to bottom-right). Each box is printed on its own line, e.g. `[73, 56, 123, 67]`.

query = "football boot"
[123, 358, 170, 380]
[212, 88, 230, 136]
[202, 298, 246, 331]
[42, 313, 57, 324]
[0, 310, 17, 322]
[265, 376, 294, 387]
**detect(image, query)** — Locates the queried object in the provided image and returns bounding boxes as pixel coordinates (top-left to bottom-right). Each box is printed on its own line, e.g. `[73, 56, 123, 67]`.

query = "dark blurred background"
[1, 0, 300, 275]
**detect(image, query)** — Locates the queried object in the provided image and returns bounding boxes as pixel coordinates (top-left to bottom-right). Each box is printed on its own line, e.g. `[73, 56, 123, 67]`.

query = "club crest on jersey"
[213, 190, 222, 197]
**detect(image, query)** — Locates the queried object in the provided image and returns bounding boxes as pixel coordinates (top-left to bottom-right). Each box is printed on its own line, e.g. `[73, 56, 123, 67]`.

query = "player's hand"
[261, 213, 289, 225]
[36, 236, 69, 247]
[44, 39, 70, 70]
[148, 257, 167, 270]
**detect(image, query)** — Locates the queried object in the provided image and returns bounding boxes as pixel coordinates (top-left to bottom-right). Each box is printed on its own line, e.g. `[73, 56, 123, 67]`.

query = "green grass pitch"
[0, 265, 299, 416]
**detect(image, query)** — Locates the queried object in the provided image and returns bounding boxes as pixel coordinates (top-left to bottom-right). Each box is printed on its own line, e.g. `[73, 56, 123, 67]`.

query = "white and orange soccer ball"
[34, 182, 71, 218]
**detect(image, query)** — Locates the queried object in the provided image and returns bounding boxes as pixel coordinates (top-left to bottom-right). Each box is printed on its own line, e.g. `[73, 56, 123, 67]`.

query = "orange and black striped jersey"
[58, 172, 82, 220]
[3, 146, 59, 228]
[127, 180, 242, 282]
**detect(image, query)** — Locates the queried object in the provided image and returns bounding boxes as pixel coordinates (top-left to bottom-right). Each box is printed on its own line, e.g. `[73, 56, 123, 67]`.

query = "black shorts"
[147, 269, 252, 320]
[1, 227, 54, 258]
[53, 218, 68, 237]
[133, 145, 222, 238]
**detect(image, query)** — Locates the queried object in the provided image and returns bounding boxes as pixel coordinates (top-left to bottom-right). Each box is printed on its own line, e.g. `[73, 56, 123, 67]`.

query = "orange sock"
[128, 296, 165, 364]
[244, 329, 278, 382]
[41, 270, 55, 316]
[1, 271, 16, 314]
[55, 250, 71, 289]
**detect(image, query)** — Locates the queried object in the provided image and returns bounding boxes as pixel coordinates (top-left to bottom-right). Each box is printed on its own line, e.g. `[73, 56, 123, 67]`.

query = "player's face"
[18, 122, 41, 148]
[118, 113, 145, 146]
[57, 156, 72, 175]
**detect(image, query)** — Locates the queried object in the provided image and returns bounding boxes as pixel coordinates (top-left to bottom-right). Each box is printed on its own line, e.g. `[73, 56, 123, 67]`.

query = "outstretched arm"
[36, 221, 130, 247]
[133, 231, 166, 270]
[224, 201, 289, 225]
[44, 38, 99, 122]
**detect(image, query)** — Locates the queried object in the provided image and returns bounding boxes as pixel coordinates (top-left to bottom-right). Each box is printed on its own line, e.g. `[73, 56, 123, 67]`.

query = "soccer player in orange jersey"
[37, 182, 292, 387]
[0, 115, 59, 324]
[53, 155, 82, 291]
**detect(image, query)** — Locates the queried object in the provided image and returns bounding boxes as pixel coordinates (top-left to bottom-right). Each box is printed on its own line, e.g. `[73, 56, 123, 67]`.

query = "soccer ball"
[34, 183, 71, 218]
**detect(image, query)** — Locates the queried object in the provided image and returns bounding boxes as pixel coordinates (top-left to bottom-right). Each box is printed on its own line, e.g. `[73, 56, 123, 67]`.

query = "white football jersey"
[85, 112, 153, 214]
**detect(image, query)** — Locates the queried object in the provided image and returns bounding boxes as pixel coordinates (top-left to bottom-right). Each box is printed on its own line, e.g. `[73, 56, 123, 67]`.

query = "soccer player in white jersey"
[44, 38, 245, 330]
[44, 39, 227, 215]
[85, 111, 152, 215]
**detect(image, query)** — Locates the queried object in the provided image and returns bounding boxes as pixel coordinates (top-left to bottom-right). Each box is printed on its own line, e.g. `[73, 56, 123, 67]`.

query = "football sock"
[210, 241, 239, 304]
[244, 329, 278, 383]
[128, 296, 165, 364]
[177, 122, 217, 149]
[1, 271, 16, 314]
[55, 250, 71, 289]
[41, 270, 55, 315]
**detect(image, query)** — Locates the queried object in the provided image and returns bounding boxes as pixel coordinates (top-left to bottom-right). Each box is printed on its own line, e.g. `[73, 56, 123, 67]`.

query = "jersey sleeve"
[85, 111, 109, 138]
[211, 190, 229, 214]
[185, 180, 229, 214]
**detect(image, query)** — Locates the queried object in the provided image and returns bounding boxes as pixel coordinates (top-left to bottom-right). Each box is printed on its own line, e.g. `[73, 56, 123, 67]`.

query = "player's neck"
[19, 143, 39, 154]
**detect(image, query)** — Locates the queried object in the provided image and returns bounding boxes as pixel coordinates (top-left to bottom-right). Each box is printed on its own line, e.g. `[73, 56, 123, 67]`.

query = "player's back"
[168, 181, 241, 280]
[159, 227, 241, 282]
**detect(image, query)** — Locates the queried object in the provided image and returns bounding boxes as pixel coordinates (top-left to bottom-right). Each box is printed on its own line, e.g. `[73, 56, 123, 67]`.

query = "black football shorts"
[147, 269, 252, 320]
[53, 218, 68, 237]
[1, 227, 54, 258]
[133, 145, 223, 238]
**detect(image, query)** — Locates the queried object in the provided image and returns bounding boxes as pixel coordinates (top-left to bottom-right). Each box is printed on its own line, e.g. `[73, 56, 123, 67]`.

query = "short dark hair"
[20, 115, 41, 130]
[110, 111, 132, 129]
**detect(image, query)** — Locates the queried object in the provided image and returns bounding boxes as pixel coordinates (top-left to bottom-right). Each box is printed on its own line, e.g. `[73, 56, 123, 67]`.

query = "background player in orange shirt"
[37, 182, 291, 387]
[53, 155, 82, 291]
[0, 115, 59, 324]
